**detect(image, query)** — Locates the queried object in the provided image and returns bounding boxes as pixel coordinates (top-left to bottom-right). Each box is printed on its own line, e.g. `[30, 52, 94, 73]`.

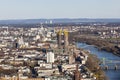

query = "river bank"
[68, 31, 120, 56]
[80, 49, 107, 80]
[75, 37, 120, 56]
[69, 32, 120, 56]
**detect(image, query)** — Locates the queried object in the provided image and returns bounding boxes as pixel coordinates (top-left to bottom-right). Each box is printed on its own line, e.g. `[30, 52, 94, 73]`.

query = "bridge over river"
[100, 58, 120, 70]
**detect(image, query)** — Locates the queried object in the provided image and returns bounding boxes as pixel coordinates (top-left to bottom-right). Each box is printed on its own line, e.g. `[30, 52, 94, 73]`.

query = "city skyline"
[0, 0, 120, 20]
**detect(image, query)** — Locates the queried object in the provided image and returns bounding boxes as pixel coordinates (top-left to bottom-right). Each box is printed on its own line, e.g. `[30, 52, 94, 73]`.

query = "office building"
[47, 52, 54, 63]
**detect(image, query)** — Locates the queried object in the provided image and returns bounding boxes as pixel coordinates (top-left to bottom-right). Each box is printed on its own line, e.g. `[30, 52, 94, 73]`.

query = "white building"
[47, 52, 54, 63]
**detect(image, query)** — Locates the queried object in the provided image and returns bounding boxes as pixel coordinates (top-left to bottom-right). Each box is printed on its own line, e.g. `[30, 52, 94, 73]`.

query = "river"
[77, 43, 120, 80]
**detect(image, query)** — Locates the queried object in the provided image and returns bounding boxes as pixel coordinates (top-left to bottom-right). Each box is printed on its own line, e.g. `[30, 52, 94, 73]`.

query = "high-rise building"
[57, 29, 62, 48]
[57, 29, 69, 53]
[13, 38, 19, 48]
[69, 53, 75, 64]
[63, 30, 69, 52]
[74, 64, 81, 80]
[50, 20, 53, 24]
[47, 52, 54, 63]
[63, 30, 69, 48]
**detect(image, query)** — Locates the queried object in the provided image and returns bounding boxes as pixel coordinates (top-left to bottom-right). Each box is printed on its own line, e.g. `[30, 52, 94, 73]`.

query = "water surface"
[77, 43, 120, 80]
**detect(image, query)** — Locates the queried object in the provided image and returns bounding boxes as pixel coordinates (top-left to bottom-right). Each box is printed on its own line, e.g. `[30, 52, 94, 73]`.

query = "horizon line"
[1, 18, 120, 21]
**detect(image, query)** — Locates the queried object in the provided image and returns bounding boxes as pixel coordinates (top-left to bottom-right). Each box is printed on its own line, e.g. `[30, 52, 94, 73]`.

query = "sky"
[0, 0, 120, 20]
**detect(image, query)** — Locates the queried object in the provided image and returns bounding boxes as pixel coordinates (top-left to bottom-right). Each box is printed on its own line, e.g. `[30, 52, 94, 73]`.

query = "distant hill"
[0, 18, 120, 24]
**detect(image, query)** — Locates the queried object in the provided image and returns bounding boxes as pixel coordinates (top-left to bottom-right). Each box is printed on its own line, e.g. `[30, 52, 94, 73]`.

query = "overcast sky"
[0, 0, 120, 20]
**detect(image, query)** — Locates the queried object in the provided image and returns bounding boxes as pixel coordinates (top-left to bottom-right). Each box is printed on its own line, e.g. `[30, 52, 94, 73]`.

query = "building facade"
[47, 52, 54, 63]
